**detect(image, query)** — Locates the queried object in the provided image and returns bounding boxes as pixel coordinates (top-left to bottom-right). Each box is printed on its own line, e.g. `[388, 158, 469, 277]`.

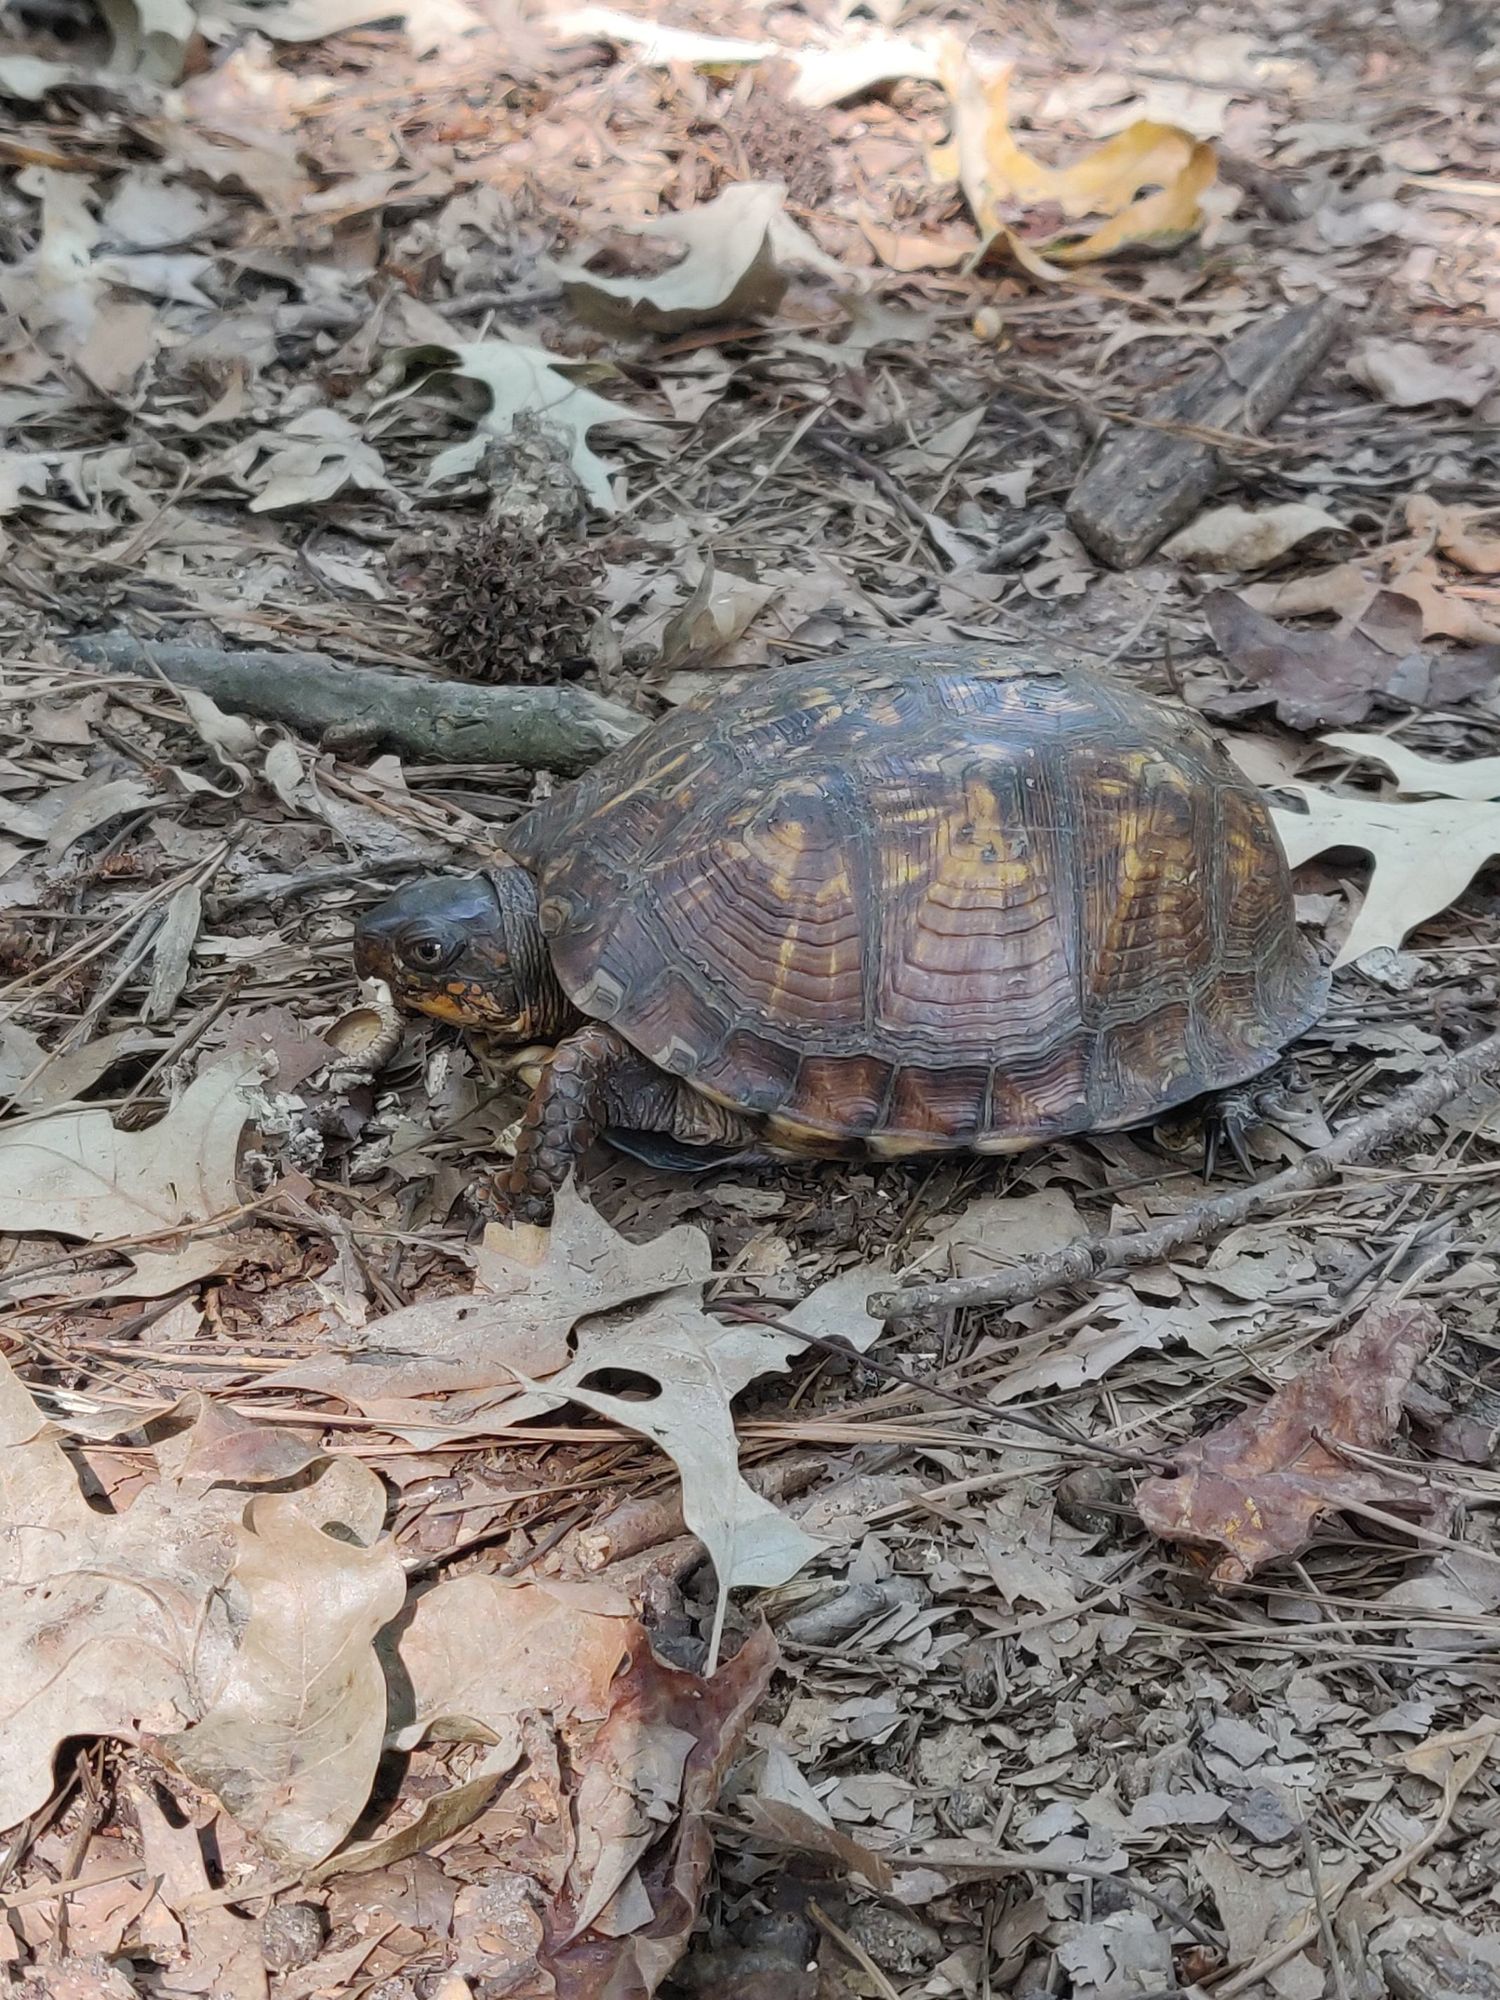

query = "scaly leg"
[498, 1024, 756, 1222]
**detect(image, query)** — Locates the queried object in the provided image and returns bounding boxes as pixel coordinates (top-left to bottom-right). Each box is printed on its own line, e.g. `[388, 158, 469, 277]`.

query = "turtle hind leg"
[498, 1025, 756, 1222]
[606, 1128, 767, 1173]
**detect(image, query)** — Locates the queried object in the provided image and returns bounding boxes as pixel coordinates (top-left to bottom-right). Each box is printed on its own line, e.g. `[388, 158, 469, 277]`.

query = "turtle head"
[353, 863, 573, 1043]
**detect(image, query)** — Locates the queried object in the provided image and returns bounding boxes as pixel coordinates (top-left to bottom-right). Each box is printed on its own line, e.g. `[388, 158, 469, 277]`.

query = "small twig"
[893, 1846, 1221, 1951]
[721, 1301, 1167, 1470]
[801, 428, 960, 569]
[1302, 1824, 1352, 2000]
[870, 1027, 1500, 1320]
[0, 1860, 144, 1914]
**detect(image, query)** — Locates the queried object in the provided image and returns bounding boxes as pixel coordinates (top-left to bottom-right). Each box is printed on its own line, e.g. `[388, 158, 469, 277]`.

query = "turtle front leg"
[498, 1024, 757, 1223]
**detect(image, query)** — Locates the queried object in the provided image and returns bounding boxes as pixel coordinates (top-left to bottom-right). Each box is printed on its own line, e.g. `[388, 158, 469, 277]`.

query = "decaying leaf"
[1136, 1299, 1440, 1583]
[551, 183, 828, 334]
[381, 1575, 776, 1993]
[0, 1051, 260, 1243]
[1405, 494, 1500, 576]
[393, 1573, 634, 1757]
[1246, 559, 1500, 647]
[159, 1476, 405, 1865]
[547, 1621, 778, 1993]
[1163, 502, 1344, 571]
[932, 41, 1216, 272]
[659, 553, 774, 666]
[247, 409, 394, 512]
[1272, 784, 1500, 965]
[1203, 588, 1496, 729]
[1349, 337, 1499, 411]
[388, 338, 646, 511]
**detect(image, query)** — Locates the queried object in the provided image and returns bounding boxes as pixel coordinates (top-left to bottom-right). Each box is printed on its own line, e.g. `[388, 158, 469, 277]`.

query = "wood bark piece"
[1067, 297, 1343, 569]
[1376, 1920, 1500, 1999]
[67, 632, 645, 775]
[868, 1026, 1500, 1320]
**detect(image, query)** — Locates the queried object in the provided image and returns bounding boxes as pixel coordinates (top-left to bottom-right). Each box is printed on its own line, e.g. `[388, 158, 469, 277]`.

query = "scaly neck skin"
[490, 862, 581, 1043]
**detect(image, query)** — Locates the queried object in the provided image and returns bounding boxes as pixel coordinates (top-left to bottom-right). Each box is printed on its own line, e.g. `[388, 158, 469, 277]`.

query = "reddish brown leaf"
[545, 1622, 779, 1999]
[1136, 1299, 1441, 1584]
[1202, 589, 1498, 729]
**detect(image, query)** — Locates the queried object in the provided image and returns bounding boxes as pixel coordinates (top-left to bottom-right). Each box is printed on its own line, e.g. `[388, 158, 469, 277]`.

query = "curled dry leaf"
[932, 40, 1216, 273]
[1162, 502, 1344, 571]
[551, 183, 830, 335]
[1272, 784, 1500, 965]
[790, 33, 943, 108]
[0, 168, 101, 347]
[1136, 1299, 1440, 1583]
[0, 1022, 163, 1114]
[1203, 588, 1496, 729]
[97, 0, 196, 80]
[659, 552, 774, 668]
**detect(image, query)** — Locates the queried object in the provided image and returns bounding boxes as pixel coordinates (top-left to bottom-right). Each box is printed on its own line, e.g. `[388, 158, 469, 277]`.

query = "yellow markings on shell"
[592, 746, 696, 822]
[972, 1130, 1046, 1155]
[865, 1131, 950, 1159]
[765, 1112, 846, 1154]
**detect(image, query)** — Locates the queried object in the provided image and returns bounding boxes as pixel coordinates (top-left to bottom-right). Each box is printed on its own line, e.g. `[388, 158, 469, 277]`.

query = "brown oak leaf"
[1136, 1299, 1441, 1583]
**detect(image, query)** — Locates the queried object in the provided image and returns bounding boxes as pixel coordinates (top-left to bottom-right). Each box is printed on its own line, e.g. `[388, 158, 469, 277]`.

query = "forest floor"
[1, 0, 1500, 1994]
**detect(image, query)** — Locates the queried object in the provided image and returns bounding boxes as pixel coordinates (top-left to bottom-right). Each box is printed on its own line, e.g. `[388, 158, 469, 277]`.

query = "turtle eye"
[403, 931, 458, 973]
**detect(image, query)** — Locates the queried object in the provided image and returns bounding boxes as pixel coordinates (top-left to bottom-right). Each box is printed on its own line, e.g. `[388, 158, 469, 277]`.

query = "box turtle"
[354, 643, 1327, 1219]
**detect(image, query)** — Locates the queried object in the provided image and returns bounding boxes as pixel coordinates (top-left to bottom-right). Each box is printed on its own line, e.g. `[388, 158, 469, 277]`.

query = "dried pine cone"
[420, 520, 604, 685]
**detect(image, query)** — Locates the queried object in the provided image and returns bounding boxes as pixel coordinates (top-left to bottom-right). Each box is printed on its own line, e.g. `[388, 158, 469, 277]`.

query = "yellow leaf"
[931, 40, 1216, 276]
[1047, 139, 1217, 264]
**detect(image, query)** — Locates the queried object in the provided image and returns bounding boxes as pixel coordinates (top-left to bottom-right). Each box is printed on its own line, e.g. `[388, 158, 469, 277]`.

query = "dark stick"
[869, 1027, 1500, 1321]
[66, 632, 644, 775]
[1067, 296, 1343, 568]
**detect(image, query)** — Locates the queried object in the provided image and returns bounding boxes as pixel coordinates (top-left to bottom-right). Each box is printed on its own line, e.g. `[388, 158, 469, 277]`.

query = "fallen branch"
[66, 631, 644, 775]
[868, 1027, 1500, 1321]
[1067, 296, 1342, 568]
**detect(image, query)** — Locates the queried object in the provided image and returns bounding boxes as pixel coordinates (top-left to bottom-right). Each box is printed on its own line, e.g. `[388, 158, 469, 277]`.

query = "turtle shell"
[504, 644, 1327, 1155]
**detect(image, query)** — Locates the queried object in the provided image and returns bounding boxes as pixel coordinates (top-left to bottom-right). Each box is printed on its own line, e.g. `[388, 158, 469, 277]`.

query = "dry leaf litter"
[0, 0, 1499, 1994]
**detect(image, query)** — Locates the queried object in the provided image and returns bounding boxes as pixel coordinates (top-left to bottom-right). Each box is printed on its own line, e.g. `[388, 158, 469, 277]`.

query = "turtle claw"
[1202, 1087, 1259, 1180]
[465, 1174, 555, 1236]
